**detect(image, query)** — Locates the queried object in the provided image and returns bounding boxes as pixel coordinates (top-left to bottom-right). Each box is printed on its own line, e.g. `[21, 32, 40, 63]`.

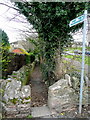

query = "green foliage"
[25, 96, 31, 100]
[26, 55, 30, 64]
[9, 98, 18, 104]
[27, 115, 33, 118]
[0, 29, 10, 79]
[11, 63, 35, 85]
[0, 29, 9, 46]
[15, 2, 88, 85]
[0, 88, 4, 95]
[26, 54, 35, 64]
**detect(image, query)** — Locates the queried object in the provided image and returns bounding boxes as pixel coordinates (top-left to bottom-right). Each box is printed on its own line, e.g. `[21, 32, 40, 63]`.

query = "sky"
[0, 0, 87, 44]
[0, 0, 37, 43]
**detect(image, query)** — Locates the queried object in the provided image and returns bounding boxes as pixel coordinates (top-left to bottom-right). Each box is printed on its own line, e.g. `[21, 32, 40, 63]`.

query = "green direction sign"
[69, 14, 85, 27]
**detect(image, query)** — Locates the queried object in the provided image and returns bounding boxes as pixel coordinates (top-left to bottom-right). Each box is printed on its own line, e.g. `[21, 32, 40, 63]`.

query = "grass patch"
[63, 54, 90, 65]
[64, 47, 90, 52]
[63, 46, 90, 65]
[64, 47, 82, 51]
[86, 47, 90, 51]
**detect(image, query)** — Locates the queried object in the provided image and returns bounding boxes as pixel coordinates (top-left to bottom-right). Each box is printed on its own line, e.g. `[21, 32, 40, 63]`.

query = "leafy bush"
[0, 29, 10, 79]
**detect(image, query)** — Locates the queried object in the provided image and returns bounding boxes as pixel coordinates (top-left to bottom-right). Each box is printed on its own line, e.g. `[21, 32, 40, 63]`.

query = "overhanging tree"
[14, 2, 87, 85]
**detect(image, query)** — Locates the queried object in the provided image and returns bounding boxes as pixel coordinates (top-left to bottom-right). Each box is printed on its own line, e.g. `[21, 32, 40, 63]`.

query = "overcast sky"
[0, 0, 37, 43]
[0, 0, 87, 44]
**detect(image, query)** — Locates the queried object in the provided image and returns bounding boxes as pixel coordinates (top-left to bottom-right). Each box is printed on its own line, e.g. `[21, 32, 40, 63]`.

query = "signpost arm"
[79, 10, 87, 114]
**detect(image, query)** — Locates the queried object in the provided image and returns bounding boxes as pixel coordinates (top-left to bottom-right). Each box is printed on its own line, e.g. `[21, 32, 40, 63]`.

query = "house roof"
[11, 48, 29, 55]
[12, 48, 24, 54]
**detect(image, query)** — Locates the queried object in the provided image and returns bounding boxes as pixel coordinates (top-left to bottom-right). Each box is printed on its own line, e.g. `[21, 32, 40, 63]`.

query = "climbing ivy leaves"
[14, 2, 87, 85]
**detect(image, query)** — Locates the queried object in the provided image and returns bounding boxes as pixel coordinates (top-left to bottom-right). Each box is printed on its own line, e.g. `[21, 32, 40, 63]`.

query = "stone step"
[31, 106, 52, 117]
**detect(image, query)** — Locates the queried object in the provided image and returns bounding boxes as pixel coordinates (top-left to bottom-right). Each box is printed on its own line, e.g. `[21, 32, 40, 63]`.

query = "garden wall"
[48, 73, 88, 113]
[2, 53, 26, 78]
[0, 78, 31, 118]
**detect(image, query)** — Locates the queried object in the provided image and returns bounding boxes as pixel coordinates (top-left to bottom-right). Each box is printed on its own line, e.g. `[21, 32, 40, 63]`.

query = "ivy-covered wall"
[2, 53, 27, 79]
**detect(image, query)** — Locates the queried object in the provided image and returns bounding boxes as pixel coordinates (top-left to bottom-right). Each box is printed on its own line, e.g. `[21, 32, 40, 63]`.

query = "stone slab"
[31, 106, 52, 117]
[15, 113, 29, 118]
[5, 107, 18, 115]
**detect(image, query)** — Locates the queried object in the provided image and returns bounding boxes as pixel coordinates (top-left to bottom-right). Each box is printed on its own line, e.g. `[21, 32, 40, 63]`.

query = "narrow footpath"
[30, 64, 48, 107]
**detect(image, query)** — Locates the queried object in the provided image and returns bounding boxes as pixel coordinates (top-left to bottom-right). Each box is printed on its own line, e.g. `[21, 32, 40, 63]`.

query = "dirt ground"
[57, 105, 90, 118]
[30, 64, 48, 107]
[29, 64, 90, 118]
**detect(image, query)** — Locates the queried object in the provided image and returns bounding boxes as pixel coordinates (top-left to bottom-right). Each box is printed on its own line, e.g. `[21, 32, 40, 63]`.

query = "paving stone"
[31, 106, 52, 117]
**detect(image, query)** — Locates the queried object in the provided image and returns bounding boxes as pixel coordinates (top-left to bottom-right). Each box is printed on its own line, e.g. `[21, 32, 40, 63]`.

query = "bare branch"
[0, 1, 38, 42]
[0, 2, 19, 11]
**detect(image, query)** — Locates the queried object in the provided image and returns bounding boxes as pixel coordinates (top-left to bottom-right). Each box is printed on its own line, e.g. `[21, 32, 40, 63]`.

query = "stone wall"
[48, 73, 88, 113]
[2, 53, 26, 78]
[8, 63, 35, 85]
[1, 67, 89, 118]
[0, 78, 31, 118]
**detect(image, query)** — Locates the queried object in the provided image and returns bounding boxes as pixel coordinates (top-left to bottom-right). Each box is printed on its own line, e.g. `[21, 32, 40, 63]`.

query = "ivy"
[0, 29, 10, 79]
[14, 2, 89, 85]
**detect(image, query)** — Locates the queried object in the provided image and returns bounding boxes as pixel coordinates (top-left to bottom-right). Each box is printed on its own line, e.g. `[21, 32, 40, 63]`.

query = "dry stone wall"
[0, 78, 31, 118]
[8, 64, 32, 85]
[48, 73, 88, 113]
[0, 66, 89, 118]
[2, 53, 26, 78]
[0, 63, 34, 118]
